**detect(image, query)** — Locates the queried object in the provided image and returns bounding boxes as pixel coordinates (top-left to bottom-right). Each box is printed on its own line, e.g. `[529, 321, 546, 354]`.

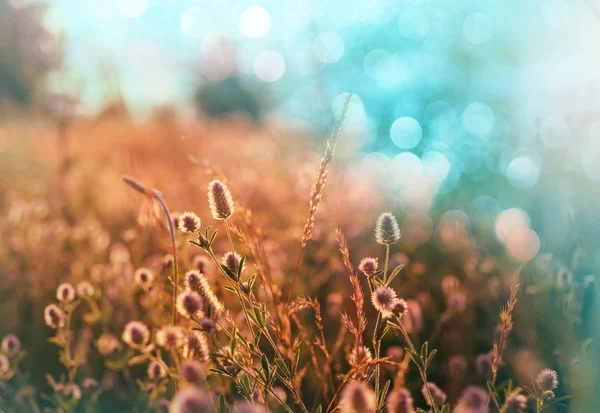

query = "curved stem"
[153, 192, 178, 326]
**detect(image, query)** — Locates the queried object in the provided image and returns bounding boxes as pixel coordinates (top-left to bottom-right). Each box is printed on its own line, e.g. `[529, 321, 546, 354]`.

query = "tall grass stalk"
[286, 93, 353, 308]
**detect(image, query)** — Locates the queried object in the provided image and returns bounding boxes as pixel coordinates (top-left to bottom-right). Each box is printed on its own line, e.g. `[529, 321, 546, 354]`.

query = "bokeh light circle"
[117, 0, 148, 19]
[239, 6, 271, 38]
[495, 208, 530, 244]
[398, 7, 430, 40]
[462, 102, 494, 136]
[422, 151, 450, 181]
[390, 117, 422, 149]
[402, 212, 434, 246]
[507, 157, 539, 189]
[390, 152, 423, 186]
[507, 228, 541, 261]
[313, 32, 345, 63]
[539, 116, 569, 148]
[463, 13, 494, 44]
[253, 51, 285, 82]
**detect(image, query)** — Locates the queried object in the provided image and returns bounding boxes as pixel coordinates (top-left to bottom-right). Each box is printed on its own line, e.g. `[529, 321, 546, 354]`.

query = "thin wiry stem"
[224, 218, 236, 254]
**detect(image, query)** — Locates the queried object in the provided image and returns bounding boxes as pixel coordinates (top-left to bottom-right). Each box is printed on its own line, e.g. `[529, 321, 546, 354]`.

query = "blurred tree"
[193, 76, 262, 122]
[0, 0, 61, 111]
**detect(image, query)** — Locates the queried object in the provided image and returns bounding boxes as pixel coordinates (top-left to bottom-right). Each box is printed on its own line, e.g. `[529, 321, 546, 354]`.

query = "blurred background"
[1, 0, 600, 411]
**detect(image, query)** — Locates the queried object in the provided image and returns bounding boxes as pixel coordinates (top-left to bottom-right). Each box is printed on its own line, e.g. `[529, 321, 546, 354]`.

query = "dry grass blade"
[286, 93, 353, 307]
[333, 226, 367, 348]
[491, 261, 526, 384]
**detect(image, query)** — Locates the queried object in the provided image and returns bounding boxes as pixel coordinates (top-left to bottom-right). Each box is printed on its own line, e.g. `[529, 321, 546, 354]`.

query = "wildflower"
[348, 346, 373, 367]
[56, 283, 76, 303]
[44, 304, 65, 329]
[339, 381, 377, 413]
[375, 212, 401, 245]
[193, 255, 209, 273]
[147, 360, 167, 380]
[0, 354, 9, 373]
[372, 286, 399, 318]
[190, 271, 224, 314]
[170, 387, 214, 413]
[387, 388, 415, 413]
[193, 319, 212, 334]
[96, 333, 119, 355]
[183, 330, 210, 362]
[455, 386, 489, 413]
[176, 291, 205, 319]
[358, 257, 378, 277]
[180, 359, 205, 385]
[233, 401, 269, 413]
[536, 368, 559, 390]
[134, 268, 155, 290]
[222, 251, 243, 276]
[421, 382, 446, 407]
[185, 270, 203, 292]
[178, 211, 201, 234]
[155, 326, 184, 349]
[1, 335, 20, 356]
[82, 378, 98, 389]
[393, 298, 409, 317]
[208, 180, 234, 220]
[76, 281, 95, 297]
[475, 351, 494, 377]
[122, 321, 150, 349]
[502, 394, 527, 413]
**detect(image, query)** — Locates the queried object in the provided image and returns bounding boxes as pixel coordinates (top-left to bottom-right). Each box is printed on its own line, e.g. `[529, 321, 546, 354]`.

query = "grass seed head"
[176, 291, 205, 319]
[178, 211, 201, 234]
[1, 334, 20, 356]
[170, 387, 214, 413]
[44, 304, 65, 329]
[386, 387, 415, 413]
[56, 283, 76, 303]
[339, 381, 377, 413]
[122, 321, 150, 349]
[375, 212, 401, 245]
[208, 180, 235, 220]
[358, 257, 378, 277]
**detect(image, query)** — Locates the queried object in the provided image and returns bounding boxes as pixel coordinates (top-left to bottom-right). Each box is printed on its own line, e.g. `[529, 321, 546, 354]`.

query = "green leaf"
[315, 406, 323, 413]
[209, 230, 218, 246]
[221, 265, 237, 281]
[261, 354, 270, 382]
[420, 341, 428, 361]
[378, 380, 391, 408]
[248, 273, 257, 290]
[218, 395, 227, 413]
[223, 285, 237, 293]
[238, 256, 246, 277]
[275, 358, 291, 377]
[426, 349, 437, 366]
[387, 264, 404, 284]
